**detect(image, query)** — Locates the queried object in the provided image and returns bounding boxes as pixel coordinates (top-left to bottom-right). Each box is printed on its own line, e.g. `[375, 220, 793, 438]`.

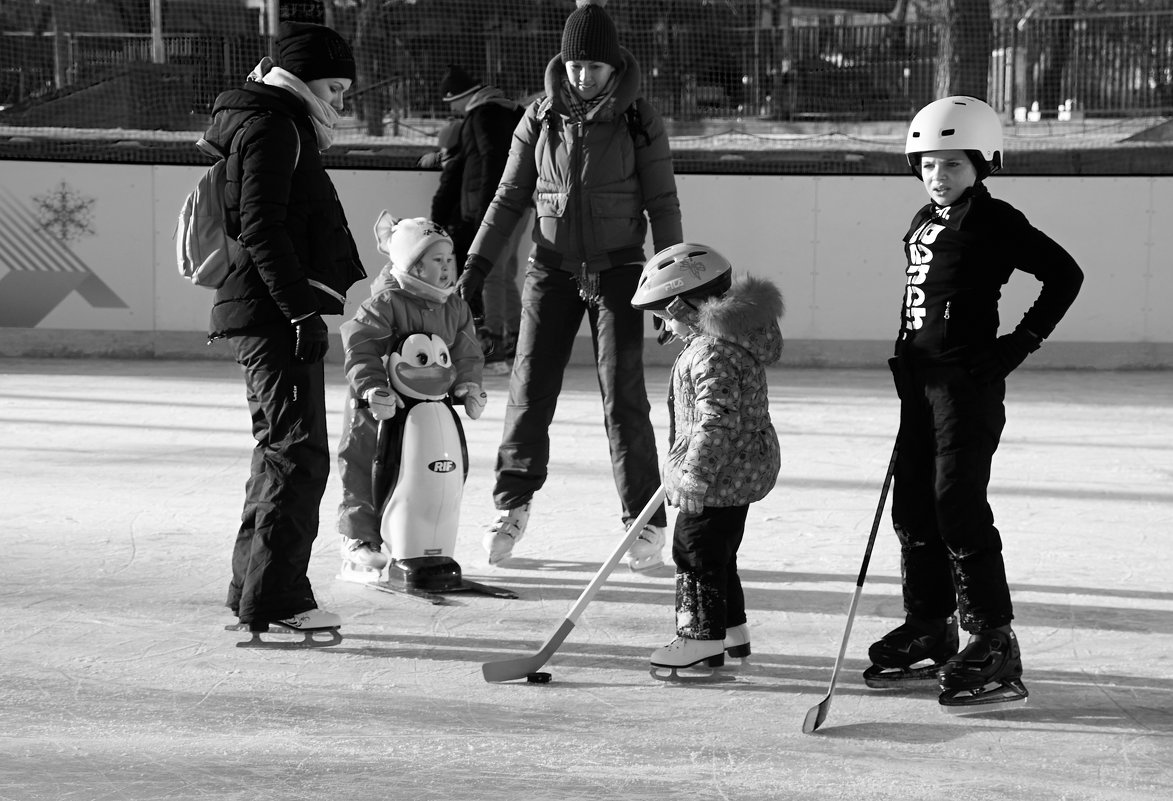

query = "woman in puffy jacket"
[204, 22, 365, 634]
[455, 0, 683, 570]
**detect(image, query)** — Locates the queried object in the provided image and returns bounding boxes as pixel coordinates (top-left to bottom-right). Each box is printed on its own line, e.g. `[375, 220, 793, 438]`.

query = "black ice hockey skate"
[225, 622, 343, 649]
[937, 625, 1029, 711]
[863, 615, 959, 688]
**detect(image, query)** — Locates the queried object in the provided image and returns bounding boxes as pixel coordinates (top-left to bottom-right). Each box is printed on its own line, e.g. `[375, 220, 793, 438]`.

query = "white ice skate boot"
[482, 502, 531, 565]
[338, 535, 388, 584]
[341, 536, 389, 569]
[724, 623, 751, 659]
[277, 608, 342, 630]
[626, 523, 665, 572]
[650, 636, 725, 680]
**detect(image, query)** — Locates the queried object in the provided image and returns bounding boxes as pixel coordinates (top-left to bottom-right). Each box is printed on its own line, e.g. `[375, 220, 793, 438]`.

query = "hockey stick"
[802, 440, 898, 734]
[482, 485, 666, 682]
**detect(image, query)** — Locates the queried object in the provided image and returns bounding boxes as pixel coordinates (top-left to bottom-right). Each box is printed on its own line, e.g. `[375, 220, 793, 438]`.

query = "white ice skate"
[650, 635, 727, 681]
[724, 623, 751, 659]
[338, 535, 389, 585]
[278, 608, 342, 630]
[483, 502, 531, 566]
[626, 523, 665, 572]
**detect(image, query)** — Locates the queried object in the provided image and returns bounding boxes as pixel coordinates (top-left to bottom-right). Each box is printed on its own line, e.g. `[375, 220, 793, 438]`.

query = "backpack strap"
[625, 100, 651, 148]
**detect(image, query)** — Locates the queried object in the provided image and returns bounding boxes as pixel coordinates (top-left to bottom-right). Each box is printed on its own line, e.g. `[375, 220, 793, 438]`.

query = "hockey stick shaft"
[482, 485, 666, 683]
[802, 441, 898, 733]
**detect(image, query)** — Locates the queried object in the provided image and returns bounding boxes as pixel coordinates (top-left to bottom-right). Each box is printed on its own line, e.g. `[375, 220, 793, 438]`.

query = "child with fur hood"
[631, 243, 784, 674]
[336, 213, 485, 574]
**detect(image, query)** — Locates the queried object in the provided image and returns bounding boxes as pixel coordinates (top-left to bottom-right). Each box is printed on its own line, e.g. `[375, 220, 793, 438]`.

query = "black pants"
[225, 324, 330, 624]
[493, 260, 665, 529]
[891, 359, 1011, 633]
[671, 504, 749, 640]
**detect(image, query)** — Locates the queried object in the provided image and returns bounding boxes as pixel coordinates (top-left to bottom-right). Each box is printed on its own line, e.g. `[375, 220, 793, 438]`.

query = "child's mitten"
[363, 387, 403, 420]
[453, 382, 487, 420]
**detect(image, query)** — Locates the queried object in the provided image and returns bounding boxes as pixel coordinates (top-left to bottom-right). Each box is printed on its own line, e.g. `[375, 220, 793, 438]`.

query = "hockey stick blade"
[802, 441, 898, 734]
[482, 619, 575, 682]
[481, 485, 666, 683]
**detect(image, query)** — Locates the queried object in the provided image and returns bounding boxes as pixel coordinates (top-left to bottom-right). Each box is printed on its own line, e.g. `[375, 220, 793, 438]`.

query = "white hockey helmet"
[631, 243, 733, 312]
[905, 96, 1003, 178]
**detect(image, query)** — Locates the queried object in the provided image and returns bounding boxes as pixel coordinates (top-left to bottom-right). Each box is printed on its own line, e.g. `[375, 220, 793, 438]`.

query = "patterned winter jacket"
[665, 276, 784, 509]
[340, 268, 483, 400]
[468, 48, 682, 274]
[203, 82, 366, 337]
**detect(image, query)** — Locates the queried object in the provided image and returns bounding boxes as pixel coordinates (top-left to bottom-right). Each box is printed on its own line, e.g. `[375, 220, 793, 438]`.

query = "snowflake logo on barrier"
[33, 182, 95, 245]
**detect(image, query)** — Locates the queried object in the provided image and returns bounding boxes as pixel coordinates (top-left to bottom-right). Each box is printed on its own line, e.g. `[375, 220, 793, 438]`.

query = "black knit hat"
[440, 65, 480, 102]
[561, 0, 621, 69]
[276, 22, 356, 83]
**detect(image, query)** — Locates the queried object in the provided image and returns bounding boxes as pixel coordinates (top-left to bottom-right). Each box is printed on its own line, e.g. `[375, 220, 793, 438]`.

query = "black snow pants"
[671, 504, 750, 640]
[225, 324, 330, 624]
[890, 358, 1013, 633]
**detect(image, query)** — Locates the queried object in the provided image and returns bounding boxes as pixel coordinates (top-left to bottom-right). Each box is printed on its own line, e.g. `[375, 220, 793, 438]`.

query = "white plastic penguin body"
[379, 333, 466, 571]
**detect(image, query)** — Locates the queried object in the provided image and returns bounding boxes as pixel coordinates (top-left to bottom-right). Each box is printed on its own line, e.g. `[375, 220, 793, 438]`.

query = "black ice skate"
[937, 625, 1029, 711]
[863, 615, 958, 688]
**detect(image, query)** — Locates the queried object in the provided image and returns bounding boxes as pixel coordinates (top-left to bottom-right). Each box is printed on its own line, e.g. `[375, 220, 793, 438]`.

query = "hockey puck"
[526, 672, 552, 684]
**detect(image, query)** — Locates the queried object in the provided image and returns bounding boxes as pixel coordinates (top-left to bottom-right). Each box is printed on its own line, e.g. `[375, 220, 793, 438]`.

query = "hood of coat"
[694, 275, 785, 366]
[204, 82, 305, 153]
[464, 85, 519, 114]
[542, 46, 641, 119]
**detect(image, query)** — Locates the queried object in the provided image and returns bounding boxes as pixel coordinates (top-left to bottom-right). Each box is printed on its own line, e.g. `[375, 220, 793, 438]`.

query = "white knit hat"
[374, 213, 451, 271]
[373, 211, 455, 302]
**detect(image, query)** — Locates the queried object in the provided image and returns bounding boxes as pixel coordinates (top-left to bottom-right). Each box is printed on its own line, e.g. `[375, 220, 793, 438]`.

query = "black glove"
[887, 355, 904, 399]
[292, 313, 329, 364]
[456, 254, 490, 306]
[968, 326, 1041, 384]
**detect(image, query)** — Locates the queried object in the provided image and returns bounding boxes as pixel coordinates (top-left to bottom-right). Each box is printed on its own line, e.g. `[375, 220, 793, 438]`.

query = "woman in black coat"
[204, 22, 365, 633]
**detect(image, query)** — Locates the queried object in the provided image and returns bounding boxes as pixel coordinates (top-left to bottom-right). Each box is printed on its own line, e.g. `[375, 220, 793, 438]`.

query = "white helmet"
[905, 96, 1003, 178]
[631, 243, 733, 311]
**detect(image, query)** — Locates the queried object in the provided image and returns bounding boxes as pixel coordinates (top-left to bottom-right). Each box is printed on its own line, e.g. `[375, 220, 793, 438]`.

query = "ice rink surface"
[1, 358, 1171, 801]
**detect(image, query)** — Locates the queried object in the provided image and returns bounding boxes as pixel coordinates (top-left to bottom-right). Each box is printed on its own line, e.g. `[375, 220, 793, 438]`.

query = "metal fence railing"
[2, 11, 1171, 130]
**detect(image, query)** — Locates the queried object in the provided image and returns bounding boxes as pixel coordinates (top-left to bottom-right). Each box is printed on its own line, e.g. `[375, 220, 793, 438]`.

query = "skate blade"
[939, 679, 1029, 713]
[863, 663, 942, 689]
[225, 623, 343, 649]
[649, 665, 737, 683]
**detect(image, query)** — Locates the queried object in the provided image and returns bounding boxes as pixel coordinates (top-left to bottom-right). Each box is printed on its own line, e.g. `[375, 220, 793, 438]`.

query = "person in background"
[429, 64, 527, 375]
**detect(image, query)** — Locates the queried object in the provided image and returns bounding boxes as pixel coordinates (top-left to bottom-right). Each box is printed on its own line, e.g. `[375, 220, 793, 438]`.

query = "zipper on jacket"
[943, 299, 951, 345]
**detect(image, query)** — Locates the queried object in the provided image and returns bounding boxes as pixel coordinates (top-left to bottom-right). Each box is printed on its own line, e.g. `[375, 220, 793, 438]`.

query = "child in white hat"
[336, 212, 486, 573]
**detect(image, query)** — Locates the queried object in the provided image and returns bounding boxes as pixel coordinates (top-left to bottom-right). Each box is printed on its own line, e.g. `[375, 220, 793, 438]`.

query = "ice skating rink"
[1, 358, 1170, 801]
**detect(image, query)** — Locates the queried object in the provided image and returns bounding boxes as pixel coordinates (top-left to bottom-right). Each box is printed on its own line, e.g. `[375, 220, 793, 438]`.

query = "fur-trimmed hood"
[694, 275, 785, 366]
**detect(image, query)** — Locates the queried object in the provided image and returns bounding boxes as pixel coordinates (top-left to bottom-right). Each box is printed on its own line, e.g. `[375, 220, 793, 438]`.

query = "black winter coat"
[430, 87, 522, 227]
[897, 182, 1083, 363]
[203, 82, 365, 336]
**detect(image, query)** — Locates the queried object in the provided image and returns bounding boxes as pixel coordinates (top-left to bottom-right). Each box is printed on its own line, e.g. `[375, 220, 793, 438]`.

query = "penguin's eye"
[415, 352, 429, 366]
[428, 334, 452, 366]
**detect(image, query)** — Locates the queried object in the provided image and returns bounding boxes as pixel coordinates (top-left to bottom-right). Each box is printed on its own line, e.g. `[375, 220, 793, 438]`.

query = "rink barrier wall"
[0, 162, 1169, 368]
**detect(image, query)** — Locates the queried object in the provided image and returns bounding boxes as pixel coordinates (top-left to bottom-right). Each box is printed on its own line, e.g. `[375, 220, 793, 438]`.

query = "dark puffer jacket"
[469, 48, 682, 273]
[203, 82, 365, 336]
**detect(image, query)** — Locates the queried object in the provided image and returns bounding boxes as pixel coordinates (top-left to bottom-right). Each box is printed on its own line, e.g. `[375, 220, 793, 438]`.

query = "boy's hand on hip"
[968, 326, 1041, 383]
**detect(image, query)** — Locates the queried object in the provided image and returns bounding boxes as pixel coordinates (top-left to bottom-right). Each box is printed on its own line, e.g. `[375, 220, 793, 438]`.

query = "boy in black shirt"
[865, 96, 1084, 708]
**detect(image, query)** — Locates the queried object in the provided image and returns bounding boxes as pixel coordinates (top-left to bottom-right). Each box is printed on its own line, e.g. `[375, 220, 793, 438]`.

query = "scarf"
[250, 59, 340, 150]
[558, 74, 621, 305]
[560, 74, 618, 125]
